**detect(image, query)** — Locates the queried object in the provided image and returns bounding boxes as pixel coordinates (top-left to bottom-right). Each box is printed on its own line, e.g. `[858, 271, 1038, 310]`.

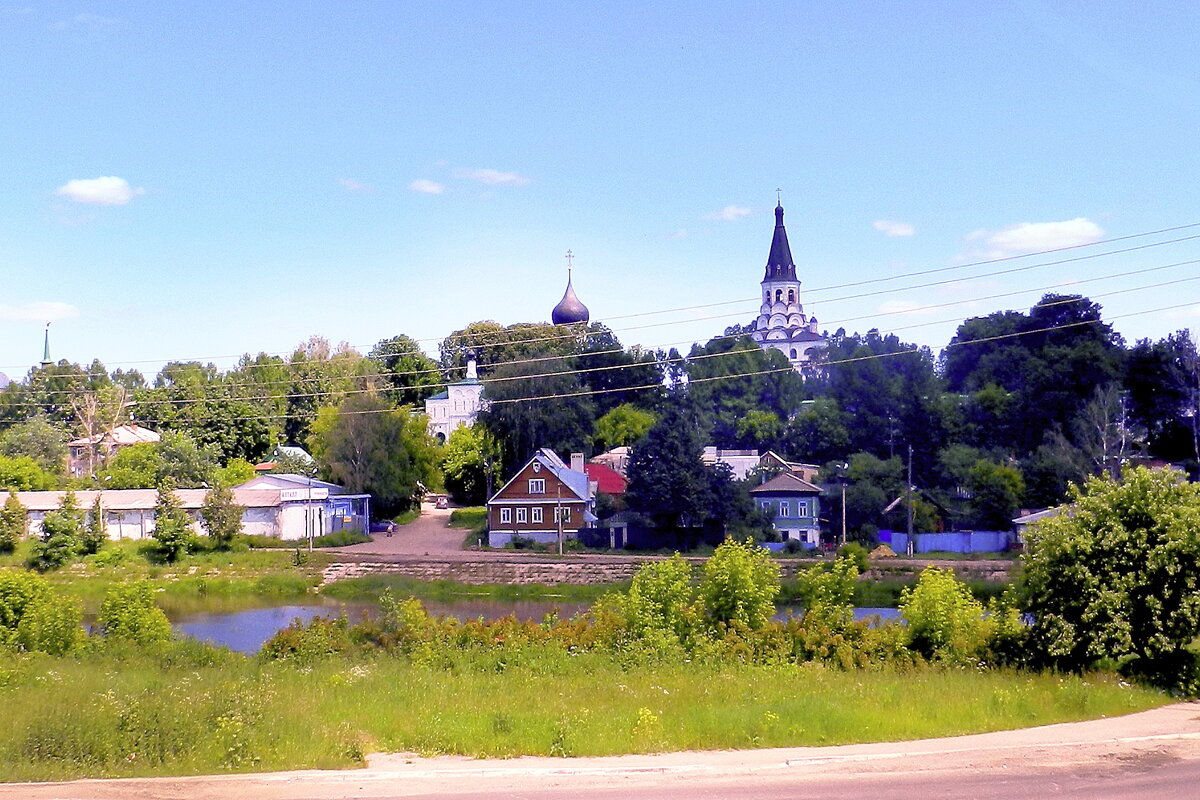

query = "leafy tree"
[440, 321, 577, 376]
[779, 396, 849, 463]
[795, 556, 859, 627]
[310, 393, 440, 516]
[80, 495, 107, 555]
[282, 336, 366, 445]
[28, 491, 85, 572]
[440, 425, 502, 505]
[624, 397, 711, 537]
[0, 417, 67, 474]
[216, 458, 256, 486]
[572, 324, 664, 414]
[1020, 467, 1200, 692]
[698, 538, 781, 631]
[686, 335, 804, 448]
[593, 403, 656, 451]
[1125, 332, 1199, 463]
[200, 482, 244, 550]
[152, 480, 195, 563]
[477, 356, 595, 474]
[368, 334, 444, 406]
[0, 570, 83, 655]
[0, 490, 26, 553]
[97, 432, 221, 489]
[0, 455, 56, 491]
[268, 450, 319, 477]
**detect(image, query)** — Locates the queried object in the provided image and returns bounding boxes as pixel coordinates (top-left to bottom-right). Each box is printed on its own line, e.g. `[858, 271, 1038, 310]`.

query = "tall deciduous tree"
[625, 397, 711, 537]
[310, 393, 440, 516]
[440, 425, 502, 505]
[0, 417, 68, 475]
[368, 334, 444, 406]
[200, 481, 244, 550]
[478, 356, 595, 474]
[0, 490, 25, 553]
[593, 404, 656, 452]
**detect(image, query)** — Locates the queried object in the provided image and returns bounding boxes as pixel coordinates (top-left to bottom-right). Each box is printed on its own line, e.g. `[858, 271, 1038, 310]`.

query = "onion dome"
[552, 274, 590, 325]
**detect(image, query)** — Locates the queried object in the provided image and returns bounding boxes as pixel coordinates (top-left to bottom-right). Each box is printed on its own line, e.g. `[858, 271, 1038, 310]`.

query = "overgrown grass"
[320, 575, 623, 604]
[393, 509, 421, 526]
[0, 642, 1166, 782]
[448, 507, 487, 529]
[0, 540, 328, 615]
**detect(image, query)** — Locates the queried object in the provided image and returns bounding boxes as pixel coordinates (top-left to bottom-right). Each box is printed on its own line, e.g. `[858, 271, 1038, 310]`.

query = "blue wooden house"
[749, 471, 823, 548]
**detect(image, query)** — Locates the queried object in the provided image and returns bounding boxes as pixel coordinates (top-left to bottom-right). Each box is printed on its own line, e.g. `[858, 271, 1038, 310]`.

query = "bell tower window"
[788, 289, 795, 303]
[775, 289, 783, 302]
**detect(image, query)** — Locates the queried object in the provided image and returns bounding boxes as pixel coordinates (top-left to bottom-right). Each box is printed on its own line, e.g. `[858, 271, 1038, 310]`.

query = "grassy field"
[0, 643, 1167, 782]
[321, 574, 623, 604]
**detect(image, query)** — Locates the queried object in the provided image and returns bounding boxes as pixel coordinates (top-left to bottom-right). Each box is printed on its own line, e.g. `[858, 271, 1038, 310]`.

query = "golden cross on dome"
[565, 249, 574, 276]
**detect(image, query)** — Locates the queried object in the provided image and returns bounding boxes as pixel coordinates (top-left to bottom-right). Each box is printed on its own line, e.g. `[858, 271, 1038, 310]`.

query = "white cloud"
[451, 168, 529, 187]
[408, 179, 444, 195]
[704, 205, 752, 222]
[338, 178, 375, 194]
[968, 217, 1104, 257]
[874, 219, 915, 237]
[54, 176, 143, 206]
[1165, 304, 1200, 320]
[0, 301, 79, 322]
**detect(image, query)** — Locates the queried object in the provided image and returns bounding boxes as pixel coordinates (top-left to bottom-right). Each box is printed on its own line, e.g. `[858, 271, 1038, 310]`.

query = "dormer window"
[529, 479, 546, 494]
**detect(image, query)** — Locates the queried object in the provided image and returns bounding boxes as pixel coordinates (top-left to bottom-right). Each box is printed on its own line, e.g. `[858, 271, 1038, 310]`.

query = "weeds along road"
[6, 703, 1199, 800]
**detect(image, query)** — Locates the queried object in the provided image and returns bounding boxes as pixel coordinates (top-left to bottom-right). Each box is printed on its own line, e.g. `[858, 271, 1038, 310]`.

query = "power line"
[11, 299, 1188, 424]
[6, 221, 1198, 372]
[8, 262, 1198, 404]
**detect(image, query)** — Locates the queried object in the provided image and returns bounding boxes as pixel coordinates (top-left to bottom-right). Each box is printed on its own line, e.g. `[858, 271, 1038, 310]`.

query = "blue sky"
[2, 1, 1199, 379]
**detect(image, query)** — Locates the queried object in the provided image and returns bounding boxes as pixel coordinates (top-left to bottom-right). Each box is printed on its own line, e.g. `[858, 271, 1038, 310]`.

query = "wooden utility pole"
[906, 444, 914, 557]
[555, 483, 563, 555]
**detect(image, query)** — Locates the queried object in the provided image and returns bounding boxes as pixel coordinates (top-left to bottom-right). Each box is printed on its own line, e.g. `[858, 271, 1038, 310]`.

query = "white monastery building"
[750, 202, 827, 368]
[424, 353, 486, 443]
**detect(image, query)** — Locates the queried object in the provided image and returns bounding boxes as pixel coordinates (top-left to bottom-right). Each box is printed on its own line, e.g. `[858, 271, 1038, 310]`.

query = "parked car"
[369, 520, 396, 536]
[435, 497, 448, 509]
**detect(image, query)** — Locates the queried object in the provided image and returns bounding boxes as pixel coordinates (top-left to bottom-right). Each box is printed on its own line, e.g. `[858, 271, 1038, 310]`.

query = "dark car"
[369, 520, 396, 536]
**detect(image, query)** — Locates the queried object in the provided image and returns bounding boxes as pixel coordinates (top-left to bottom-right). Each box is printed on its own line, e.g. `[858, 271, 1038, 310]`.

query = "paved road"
[7, 703, 1199, 799]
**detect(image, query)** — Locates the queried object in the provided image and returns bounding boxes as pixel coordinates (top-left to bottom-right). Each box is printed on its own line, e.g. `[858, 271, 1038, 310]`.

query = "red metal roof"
[584, 462, 628, 495]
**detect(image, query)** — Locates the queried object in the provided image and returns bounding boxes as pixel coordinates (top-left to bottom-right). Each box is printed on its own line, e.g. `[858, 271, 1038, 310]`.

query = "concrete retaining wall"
[320, 555, 1014, 587]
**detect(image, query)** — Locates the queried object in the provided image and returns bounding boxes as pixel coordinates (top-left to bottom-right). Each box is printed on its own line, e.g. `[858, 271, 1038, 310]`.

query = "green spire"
[40, 323, 51, 367]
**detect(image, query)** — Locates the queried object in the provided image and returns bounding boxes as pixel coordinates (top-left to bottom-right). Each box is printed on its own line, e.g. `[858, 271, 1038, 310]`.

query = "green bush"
[699, 538, 781, 631]
[261, 616, 354, 663]
[0, 570, 51, 645]
[796, 556, 859, 628]
[900, 566, 990, 664]
[16, 594, 83, 656]
[837, 542, 870, 573]
[97, 583, 172, 647]
[621, 554, 698, 645]
[0, 570, 82, 655]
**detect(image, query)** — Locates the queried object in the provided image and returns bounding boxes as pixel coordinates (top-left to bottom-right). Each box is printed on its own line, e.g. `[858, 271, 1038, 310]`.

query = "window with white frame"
[516, 507, 527, 523]
[500, 507, 511, 524]
[778, 501, 790, 517]
[531, 507, 543, 523]
[555, 507, 572, 523]
[797, 500, 809, 516]
[528, 479, 546, 494]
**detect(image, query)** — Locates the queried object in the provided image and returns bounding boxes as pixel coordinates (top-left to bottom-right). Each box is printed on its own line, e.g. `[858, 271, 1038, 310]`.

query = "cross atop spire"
[565, 249, 574, 277]
[776, 187, 782, 205]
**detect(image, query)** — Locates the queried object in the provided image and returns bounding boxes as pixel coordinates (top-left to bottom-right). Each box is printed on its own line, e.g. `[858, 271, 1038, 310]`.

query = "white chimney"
[465, 351, 478, 381]
[571, 452, 585, 473]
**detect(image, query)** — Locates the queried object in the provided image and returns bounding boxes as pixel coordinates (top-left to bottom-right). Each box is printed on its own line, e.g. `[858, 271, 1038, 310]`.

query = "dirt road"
[7, 703, 1198, 799]
[333, 502, 465, 556]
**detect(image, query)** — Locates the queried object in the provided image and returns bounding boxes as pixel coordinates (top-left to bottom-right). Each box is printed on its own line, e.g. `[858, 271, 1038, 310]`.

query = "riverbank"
[0, 645, 1166, 782]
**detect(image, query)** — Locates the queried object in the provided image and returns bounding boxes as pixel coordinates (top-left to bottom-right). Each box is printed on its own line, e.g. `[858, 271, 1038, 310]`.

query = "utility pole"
[555, 483, 563, 556]
[906, 444, 914, 557]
